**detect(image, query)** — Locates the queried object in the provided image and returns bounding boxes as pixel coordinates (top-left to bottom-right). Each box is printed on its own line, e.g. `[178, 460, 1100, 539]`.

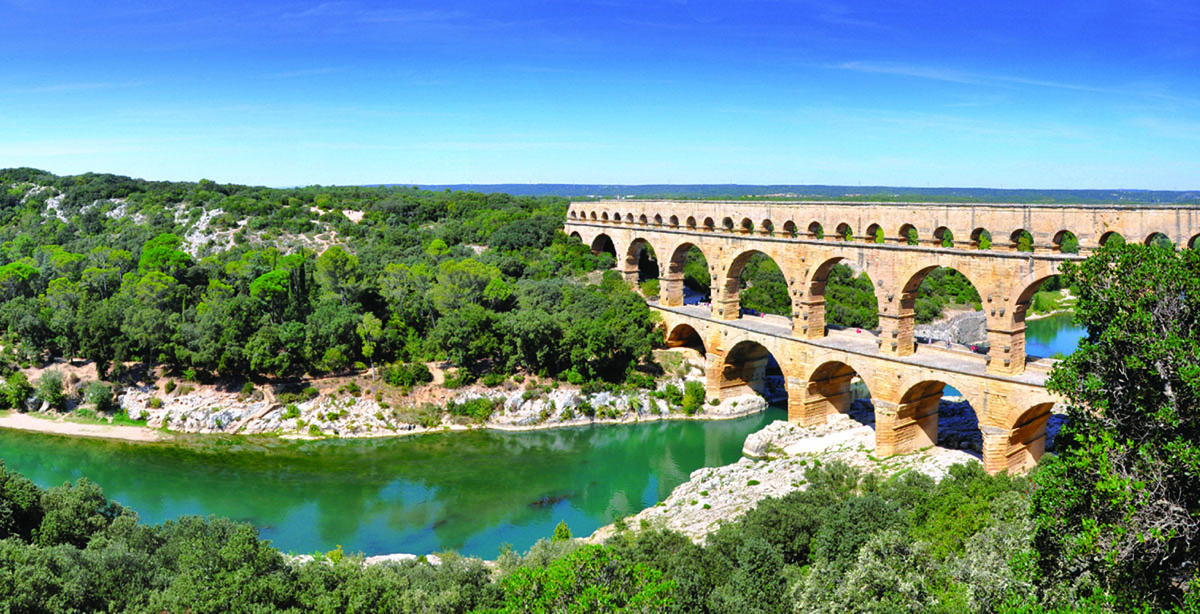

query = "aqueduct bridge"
[565, 199, 1200, 474]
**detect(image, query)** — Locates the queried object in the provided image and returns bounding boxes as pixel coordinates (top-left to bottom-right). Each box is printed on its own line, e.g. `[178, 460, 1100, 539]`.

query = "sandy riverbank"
[0, 411, 169, 443]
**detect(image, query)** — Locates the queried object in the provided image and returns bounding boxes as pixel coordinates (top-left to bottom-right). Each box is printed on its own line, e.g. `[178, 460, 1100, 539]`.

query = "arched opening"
[669, 215, 679, 227]
[625, 239, 660, 296]
[1000, 403, 1054, 473]
[782, 221, 797, 238]
[685, 216, 696, 229]
[865, 223, 884, 244]
[569, 231, 582, 242]
[739, 217, 754, 234]
[760, 219, 774, 236]
[903, 266, 985, 350]
[808, 258, 880, 338]
[653, 214, 663, 226]
[934, 227, 954, 248]
[613, 212, 623, 223]
[722, 217, 735, 232]
[703, 217, 715, 232]
[1099, 231, 1125, 247]
[835, 222, 853, 241]
[569, 211, 577, 219]
[1021, 274, 1075, 341]
[804, 361, 874, 427]
[807, 221, 824, 240]
[666, 243, 712, 306]
[590, 234, 617, 267]
[589, 211, 597, 220]
[1011, 229, 1034, 252]
[970, 228, 992, 250]
[719, 340, 787, 405]
[665, 323, 705, 356]
[726, 251, 790, 318]
[889, 380, 983, 456]
[899, 223, 918, 246]
[638, 214, 648, 225]
[1145, 232, 1174, 250]
[601, 212, 610, 221]
[1052, 230, 1079, 254]
[1189, 234, 1200, 250]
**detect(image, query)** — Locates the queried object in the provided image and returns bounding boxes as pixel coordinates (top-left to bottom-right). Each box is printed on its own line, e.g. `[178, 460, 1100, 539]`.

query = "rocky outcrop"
[915, 310, 987, 347]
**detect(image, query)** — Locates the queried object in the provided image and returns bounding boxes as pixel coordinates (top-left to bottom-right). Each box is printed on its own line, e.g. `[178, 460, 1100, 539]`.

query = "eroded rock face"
[915, 310, 987, 347]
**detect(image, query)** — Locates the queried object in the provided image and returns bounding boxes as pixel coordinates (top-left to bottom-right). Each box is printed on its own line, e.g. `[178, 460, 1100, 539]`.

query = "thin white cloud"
[832, 61, 1200, 105]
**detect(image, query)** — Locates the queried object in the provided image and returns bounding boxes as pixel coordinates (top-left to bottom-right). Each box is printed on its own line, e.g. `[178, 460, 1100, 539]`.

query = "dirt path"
[0, 412, 168, 443]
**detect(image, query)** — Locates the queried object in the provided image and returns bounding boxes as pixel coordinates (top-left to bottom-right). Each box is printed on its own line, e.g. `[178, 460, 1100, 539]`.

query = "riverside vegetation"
[0, 169, 1195, 611]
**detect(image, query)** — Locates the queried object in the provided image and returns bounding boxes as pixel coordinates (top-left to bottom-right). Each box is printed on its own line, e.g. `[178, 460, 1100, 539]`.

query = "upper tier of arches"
[567, 201, 1200, 254]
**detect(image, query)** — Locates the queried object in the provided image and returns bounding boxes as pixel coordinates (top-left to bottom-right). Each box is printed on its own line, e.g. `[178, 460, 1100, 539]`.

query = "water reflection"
[0, 408, 781, 557]
[1026, 312, 1086, 358]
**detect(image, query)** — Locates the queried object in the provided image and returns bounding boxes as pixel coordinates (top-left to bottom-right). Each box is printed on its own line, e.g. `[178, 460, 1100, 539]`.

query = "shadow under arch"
[664, 242, 712, 305]
[624, 237, 660, 285]
[1002, 402, 1055, 473]
[590, 234, 617, 263]
[891, 378, 982, 457]
[804, 360, 875, 428]
[718, 339, 786, 404]
[665, 322, 706, 356]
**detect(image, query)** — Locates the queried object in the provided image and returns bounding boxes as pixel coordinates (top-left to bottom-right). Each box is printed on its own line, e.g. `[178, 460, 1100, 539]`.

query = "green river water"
[0, 408, 784, 558]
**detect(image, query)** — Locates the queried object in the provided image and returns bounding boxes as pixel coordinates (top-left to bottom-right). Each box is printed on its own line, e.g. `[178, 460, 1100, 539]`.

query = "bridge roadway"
[653, 301, 1056, 474]
[562, 198, 1200, 473]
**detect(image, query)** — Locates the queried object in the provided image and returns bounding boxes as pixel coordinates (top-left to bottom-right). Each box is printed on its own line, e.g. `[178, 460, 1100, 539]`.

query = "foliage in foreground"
[1033, 242, 1200, 610]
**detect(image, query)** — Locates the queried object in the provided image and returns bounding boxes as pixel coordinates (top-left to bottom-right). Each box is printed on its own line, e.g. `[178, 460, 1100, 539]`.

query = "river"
[1025, 312, 1086, 358]
[0, 408, 784, 558]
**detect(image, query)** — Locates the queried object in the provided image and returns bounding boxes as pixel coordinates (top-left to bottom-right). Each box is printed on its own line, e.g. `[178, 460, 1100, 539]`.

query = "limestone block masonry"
[565, 199, 1200, 474]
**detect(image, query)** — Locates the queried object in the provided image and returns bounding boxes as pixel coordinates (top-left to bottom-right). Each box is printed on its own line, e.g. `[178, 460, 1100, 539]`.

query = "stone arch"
[970, 227, 992, 250]
[782, 221, 797, 237]
[569, 211, 577, 219]
[865, 223, 883, 244]
[1190, 234, 1200, 250]
[663, 242, 712, 306]
[807, 221, 824, 239]
[686, 216, 697, 229]
[665, 322, 706, 356]
[1099, 231, 1125, 246]
[614, 212, 625, 223]
[601, 212, 610, 221]
[653, 213, 663, 226]
[590, 211, 597, 220]
[638, 214, 648, 225]
[624, 238, 659, 283]
[723, 248, 794, 319]
[1052, 230, 1079, 253]
[1145, 232, 1174, 249]
[590, 233, 617, 261]
[669, 215, 679, 227]
[760, 219, 774, 236]
[1010, 229, 1034, 252]
[722, 216, 735, 232]
[716, 338, 785, 403]
[835, 222, 853, 241]
[703, 217, 715, 231]
[740, 217, 754, 234]
[995, 402, 1054, 473]
[898, 223, 918, 246]
[796, 360, 871, 425]
[801, 256, 880, 339]
[933, 226, 954, 248]
[881, 374, 984, 456]
[569, 231, 582, 242]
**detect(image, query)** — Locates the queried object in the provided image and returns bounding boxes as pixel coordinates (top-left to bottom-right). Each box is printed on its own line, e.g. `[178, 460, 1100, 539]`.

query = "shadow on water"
[0, 406, 784, 558]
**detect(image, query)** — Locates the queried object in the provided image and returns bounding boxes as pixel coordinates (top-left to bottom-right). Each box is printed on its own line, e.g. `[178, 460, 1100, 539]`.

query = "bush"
[282, 404, 300, 419]
[163, 380, 176, 395]
[383, 362, 433, 388]
[663, 384, 683, 408]
[36, 370, 65, 410]
[3, 372, 33, 409]
[681, 380, 705, 416]
[481, 372, 505, 387]
[446, 397, 497, 422]
[83, 381, 113, 412]
[149, 397, 163, 409]
[240, 381, 255, 396]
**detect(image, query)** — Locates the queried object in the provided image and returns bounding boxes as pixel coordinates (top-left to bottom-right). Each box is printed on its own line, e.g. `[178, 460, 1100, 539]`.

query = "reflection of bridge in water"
[566, 199, 1200, 473]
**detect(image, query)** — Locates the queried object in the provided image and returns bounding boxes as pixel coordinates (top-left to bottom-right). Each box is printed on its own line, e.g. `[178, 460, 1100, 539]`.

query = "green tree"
[496, 545, 675, 614]
[35, 370, 65, 411]
[1032, 242, 1200, 607]
[357, 312, 382, 389]
[3, 372, 33, 410]
[315, 245, 360, 305]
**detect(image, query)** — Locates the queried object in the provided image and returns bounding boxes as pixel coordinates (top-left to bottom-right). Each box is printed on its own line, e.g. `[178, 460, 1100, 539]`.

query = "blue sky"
[1, 0, 1198, 189]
